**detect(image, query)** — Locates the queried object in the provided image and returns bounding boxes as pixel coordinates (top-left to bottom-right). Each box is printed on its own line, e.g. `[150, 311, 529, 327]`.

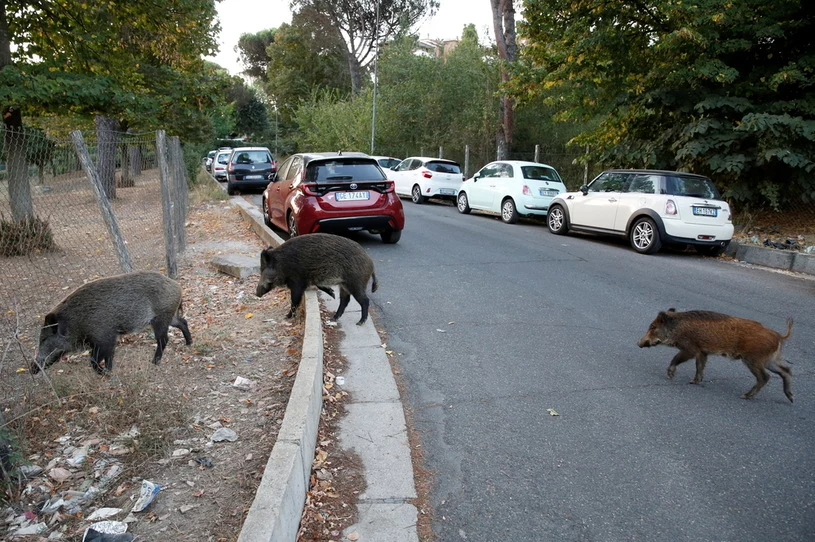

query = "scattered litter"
[335, 376, 345, 386]
[179, 504, 200, 514]
[764, 238, 802, 251]
[82, 524, 134, 542]
[547, 408, 560, 416]
[324, 320, 338, 327]
[195, 457, 214, 468]
[172, 448, 191, 458]
[436, 329, 446, 333]
[131, 480, 161, 513]
[86, 508, 122, 521]
[48, 467, 72, 483]
[233, 376, 255, 391]
[211, 427, 238, 442]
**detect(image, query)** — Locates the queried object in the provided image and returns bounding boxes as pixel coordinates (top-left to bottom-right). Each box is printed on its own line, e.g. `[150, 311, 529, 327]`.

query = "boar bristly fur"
[35, 271, 192, 375]
[255, 233, 378, 326]
[638, 308, 794, 402]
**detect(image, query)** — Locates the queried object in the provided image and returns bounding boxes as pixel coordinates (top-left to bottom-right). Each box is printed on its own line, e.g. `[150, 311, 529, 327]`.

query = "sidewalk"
[227, 196, 418, 542]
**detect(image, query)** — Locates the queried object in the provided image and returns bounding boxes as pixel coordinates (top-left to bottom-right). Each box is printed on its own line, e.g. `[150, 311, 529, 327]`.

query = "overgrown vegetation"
[0, 215, 54, 257]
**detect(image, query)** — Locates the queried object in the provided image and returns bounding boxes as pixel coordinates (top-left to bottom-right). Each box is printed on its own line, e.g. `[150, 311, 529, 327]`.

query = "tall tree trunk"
[491, 0, 517, 160]
[2, 3, 33, 221]
[347, 51, 363, 95]
[95, 115, 120, 199]
[3, 108, 33, 221]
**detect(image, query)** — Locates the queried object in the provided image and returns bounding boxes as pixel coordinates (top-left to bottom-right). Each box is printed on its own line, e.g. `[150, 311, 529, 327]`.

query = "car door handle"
[608, 198, 617, 203]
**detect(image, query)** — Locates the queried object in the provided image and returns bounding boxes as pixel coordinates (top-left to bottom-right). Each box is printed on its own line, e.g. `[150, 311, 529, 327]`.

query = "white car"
[547, 169, 734, 255]
[389, 156, 465, 204]
[456, 160, 567, 224]
[211, 148, 232, 181]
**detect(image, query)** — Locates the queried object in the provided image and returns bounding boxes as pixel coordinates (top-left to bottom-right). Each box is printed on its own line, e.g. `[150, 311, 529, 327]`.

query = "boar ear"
[42, 313, 59, 334]
[54, 316, 68, 337]
[666, 307, 676, 313]
[260, 248, 276, 268]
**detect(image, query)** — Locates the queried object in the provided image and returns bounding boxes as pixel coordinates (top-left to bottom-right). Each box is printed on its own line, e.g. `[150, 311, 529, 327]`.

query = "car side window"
[275, 158, 292, 181]
[408, 160, 421, 171]
[477, 165, 496, 178]
[285, 157, 302, 185]
[627, 174, 657, 194]
[589, 172, 626, 192]
[395, 160, 411, 172]
[500, 164, 513, 178]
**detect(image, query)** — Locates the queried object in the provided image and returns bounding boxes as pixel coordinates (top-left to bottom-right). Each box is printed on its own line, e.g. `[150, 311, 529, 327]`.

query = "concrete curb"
[218, 194, 323, 542]
[727, 241, 815, 275]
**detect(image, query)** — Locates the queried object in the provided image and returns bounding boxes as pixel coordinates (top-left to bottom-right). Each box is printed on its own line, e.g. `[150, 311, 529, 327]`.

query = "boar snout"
[256, 282, 272, 298]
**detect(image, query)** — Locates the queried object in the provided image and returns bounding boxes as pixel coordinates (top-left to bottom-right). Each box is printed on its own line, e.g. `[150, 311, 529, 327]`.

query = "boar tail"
[371, 272, 378, 293]
[781, 318, 793, 340]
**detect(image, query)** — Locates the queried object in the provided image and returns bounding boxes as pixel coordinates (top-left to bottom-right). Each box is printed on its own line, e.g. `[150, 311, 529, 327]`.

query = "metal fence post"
[69, 130, 133, 273]
[156, 130, 177, 278]
[169, 136, 187, 253]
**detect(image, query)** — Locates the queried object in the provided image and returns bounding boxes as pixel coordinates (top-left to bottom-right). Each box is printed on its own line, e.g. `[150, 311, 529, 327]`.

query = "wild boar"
[255, 233, 378, 326]
[637, 308, 794, 402]
[34, 271, 192, 375]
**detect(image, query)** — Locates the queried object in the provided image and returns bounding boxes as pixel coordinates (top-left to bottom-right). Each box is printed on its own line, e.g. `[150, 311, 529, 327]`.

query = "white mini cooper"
[546, 169, 734, 255]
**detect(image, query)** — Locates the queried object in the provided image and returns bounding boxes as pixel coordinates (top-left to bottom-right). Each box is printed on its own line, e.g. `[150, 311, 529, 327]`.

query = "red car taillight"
[384, 181, 395, 193]
[422, 170, 432, 179]
[666, 199, 677, 215]
[522, 184, 531, 196]
[302, 183, 320, 196]
[227, 163, 234, 172]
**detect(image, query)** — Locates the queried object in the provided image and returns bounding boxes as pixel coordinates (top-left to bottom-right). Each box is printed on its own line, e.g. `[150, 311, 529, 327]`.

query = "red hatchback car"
[261, 152, 405, 243]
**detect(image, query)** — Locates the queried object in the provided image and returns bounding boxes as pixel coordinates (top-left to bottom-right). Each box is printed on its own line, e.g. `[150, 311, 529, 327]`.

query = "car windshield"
[306, 159, 386, 183]
[217, 153, 230, 164]
[233, 151, 270, 164]
[426, 161, 461, 174]
[521, 165, 561, 181]
[664, 175, 721, 199]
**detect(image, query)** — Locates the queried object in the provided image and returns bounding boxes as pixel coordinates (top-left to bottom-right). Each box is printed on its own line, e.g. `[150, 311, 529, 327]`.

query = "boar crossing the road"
[638, 309, 794, 402]
[34, 271, 193, 375]
[255, 233, 379, 326]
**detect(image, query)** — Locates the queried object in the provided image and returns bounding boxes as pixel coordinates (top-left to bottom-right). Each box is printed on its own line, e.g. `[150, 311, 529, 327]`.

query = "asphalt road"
[345, 199, 815, 542]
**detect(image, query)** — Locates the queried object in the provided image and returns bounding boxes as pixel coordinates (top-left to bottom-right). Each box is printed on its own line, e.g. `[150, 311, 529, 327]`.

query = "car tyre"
[630, 217, 662, 254]
[547, 204, 568, 235]
[287, 211, 299, 237]
[501, 198, 518, 224]
[381, 229, 401, 244]
[262, 197, 273, 228]
[226, 182, 236, 196]
[411, 185, 426, 204]
[457, 192, 471, 214]
[695, 244, 725, 257]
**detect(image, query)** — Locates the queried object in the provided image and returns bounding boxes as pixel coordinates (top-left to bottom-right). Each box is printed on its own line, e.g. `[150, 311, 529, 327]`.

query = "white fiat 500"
[389, 157, 465, 204]
[546, 169, 734, 255]
[456, 160, 567, 224]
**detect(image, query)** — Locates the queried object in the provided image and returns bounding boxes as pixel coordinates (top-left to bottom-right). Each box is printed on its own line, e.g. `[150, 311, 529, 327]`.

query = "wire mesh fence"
[0, 127, 189, 427]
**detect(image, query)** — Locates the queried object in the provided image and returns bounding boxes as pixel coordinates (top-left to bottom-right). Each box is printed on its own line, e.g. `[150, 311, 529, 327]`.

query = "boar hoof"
[667, 367, 676, 379]
[689, 379, 701, 385]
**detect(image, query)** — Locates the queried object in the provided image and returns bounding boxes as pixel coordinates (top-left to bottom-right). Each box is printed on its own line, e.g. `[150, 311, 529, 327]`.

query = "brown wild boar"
[255, 233, 378, 325]
[35, 271, 192, 375]
[637, 309, 794, 402]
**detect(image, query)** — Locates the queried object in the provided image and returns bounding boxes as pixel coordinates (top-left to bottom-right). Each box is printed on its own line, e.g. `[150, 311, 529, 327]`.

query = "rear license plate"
[439, 188, 457, 195]
[540, 189, 558, 197]
[693, 207, 717, 217]
[246, 175, 264, 180]
[337, 191, 370, 201]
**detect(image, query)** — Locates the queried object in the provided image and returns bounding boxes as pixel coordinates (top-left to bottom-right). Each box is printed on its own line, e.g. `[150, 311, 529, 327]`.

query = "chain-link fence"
[0, 127, 189, 428]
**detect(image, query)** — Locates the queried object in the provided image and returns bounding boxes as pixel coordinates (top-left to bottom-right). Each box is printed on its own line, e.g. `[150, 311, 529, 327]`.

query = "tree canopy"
[516, 0, 815, 206]
[289, 0, 439, 93]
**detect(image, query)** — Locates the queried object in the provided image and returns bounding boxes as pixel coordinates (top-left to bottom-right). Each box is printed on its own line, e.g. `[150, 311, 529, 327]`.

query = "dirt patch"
[1, 199, 302, 540]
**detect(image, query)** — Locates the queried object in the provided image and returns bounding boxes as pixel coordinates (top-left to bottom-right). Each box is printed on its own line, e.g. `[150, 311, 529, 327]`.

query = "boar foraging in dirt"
[35, 271, 192, 375]
[638, 309, 794, 402]
[255, 233, 378, 326]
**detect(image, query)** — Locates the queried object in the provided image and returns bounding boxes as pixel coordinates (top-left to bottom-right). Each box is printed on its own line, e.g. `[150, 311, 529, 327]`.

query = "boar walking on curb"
[255, 233, 378, 326]
[34, 271, 193, 375]
[637, 308, 794, 402]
